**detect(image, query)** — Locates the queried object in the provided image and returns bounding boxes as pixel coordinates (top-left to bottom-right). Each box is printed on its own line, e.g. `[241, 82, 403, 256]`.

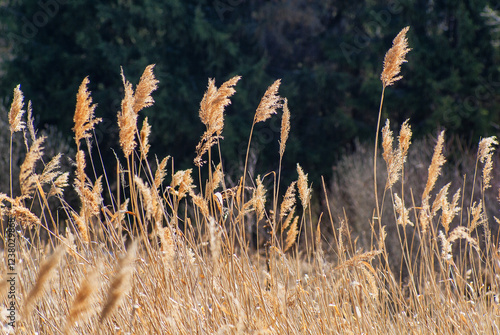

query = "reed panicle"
[171, 169, 194, 200]
[252, 175, 266, 221]
[71, 212, 89, 244]
[469, 200, 486, 231]
[254, 79, 282, 124]
[296, 164, 311, 209]
[190, 190, 210, 218]
[420, 131, 446, 232]
[209, 216, 221, 263]
[158, 225, 175, 265]
[118, 69, 138, 158]
[133, 64, 159, 114]
[280, 181, 297, 218]
[441, 188, 461, 234]
[19, 136, 46, 197]
[154, 156, 170, 190]
[73, 76, 101, 148]
[26, 101, 37, 143]
[281, 206, 296, 233]
[23, 246, 66, 317]
[134, 176, 155, 221]
[10, 204, 41, 228]
[394, 193, 413, 227]
[448, 226, 479, 251]
[117, 65, 158, 157]
[381, 26, 411, 88]
[139, 117, 151, 159]
[8, 84, 25, 134]
[100, 241, 137, 322]
[284, 216, 299, 252]
[478, 136, 498, 190]
[64, 267, 100, 334]
[280, 98, 290, 157]
[195, 76, 240, 166]
[382, 119, 412, 189]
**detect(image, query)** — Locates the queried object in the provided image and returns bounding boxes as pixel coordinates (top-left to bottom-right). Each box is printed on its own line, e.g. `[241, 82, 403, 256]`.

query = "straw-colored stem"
[374, 87, 385, 229]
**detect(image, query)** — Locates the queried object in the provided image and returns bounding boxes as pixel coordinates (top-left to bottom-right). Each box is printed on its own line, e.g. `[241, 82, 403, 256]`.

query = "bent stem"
[374, 86, 386, 230]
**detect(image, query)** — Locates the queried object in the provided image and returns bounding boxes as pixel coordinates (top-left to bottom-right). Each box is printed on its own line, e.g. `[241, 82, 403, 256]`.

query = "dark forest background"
[1, 0, 499, 187]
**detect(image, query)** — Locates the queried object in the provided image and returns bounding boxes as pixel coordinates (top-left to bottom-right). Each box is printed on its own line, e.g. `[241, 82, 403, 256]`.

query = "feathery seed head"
[73, 76, 101, 147]
[381, 26, 411, 88]
[297, 163, 311, 209]
[255, 79, 282, 123]
[280, 98, 291, 157]
[478, 136, 498, 189]
[195, 76, 240, 166]
[9, 84, 25, 134]
[133, 64, 159, 114]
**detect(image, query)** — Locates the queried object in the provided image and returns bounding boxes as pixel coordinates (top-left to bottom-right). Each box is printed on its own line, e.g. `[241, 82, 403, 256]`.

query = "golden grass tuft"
[381, 26, 411, 88]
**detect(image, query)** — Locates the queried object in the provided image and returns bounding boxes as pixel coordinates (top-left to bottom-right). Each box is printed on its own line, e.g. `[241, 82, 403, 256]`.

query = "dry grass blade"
[73, 76, 101, 147]
[381, 26, 411, 88]
[100, 241, 137, 322]
[23, 246, 66, 317]
[255, 79, 282, 123]
[8, 84, 25, 134]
